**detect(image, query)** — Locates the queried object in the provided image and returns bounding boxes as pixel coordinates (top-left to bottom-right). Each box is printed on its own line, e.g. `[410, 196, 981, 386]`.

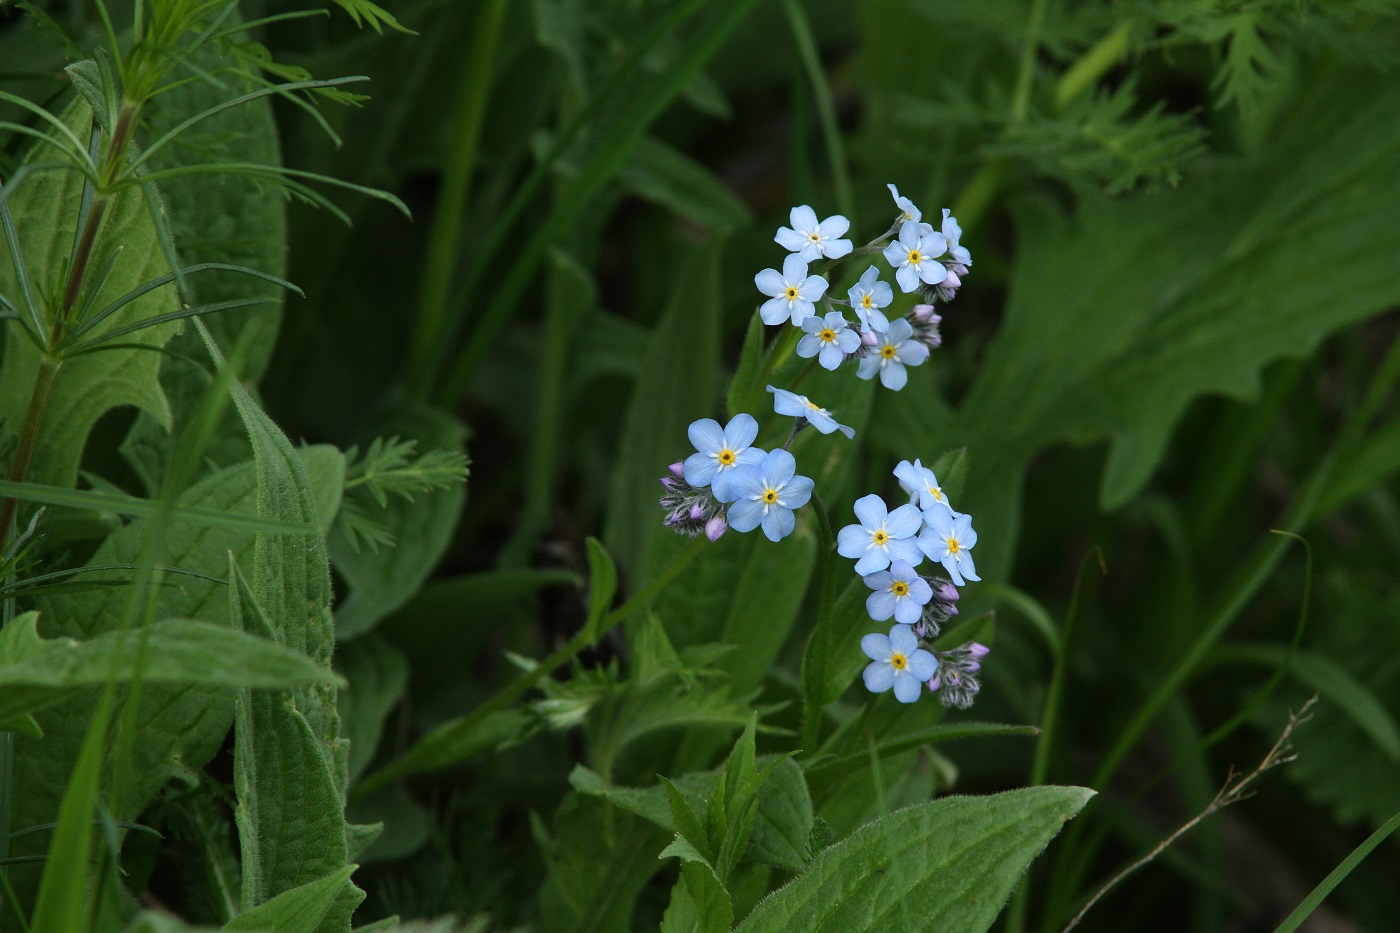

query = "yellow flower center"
[819, 328, 836, 342]
[785, 285, 799, 300]
[908, 249, 922, 264]
[890, 652, 908, 670]
[809, 232, 822, 242]
[872, 530, 888, 546]
[762, 488, 779, 504]
[892, 581, 909, 597]
[946, 536, 960, 555]
[881, 345, 897, 359]
[862, 294, 873, 309]
[928, 486, 943, 501]
[718, 448, 736, 466]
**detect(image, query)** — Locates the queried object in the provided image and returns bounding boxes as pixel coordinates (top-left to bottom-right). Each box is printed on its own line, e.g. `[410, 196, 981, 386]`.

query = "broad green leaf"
[804, 722, 1040, 792]
[334, 635, 408, 784]
[620, 135, 752, 231]
[734, 786, 1094, 932]
[604, 234, 724, 579]
[726, 313, 767, 420]
[230, 565, 363, 930]
[0, 99, 179, 489]
[225, 866, 357, 932]
[329, 397, 468, 639]
[538, 793, 671, 933]
[344, 785, 429, 864]
[0, 614, 338, 722]
[205, 333, 361, 929]
[8, 448, 343, 908]
[875, 67, 1400, 579]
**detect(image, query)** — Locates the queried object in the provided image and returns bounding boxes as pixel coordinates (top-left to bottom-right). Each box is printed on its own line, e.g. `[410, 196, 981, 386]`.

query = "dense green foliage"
[2, 0, 1400, 931]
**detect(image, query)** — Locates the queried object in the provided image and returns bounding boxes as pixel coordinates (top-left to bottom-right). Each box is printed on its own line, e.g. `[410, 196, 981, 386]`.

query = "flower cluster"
[841, 460, 988, 706]
[753, 186, 972, 387]
[659, 184, 988, 711]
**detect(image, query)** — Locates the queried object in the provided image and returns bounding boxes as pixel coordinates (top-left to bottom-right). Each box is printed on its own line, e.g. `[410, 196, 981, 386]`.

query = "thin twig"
[1062, 695, 1319, 933]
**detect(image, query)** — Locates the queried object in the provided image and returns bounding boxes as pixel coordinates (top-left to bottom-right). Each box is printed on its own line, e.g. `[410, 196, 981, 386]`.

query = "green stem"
[1055, 21, 1130, 112]
[800, 493, 838, 755]
[1011, 0, 1050, 121]
[404, 0, 509, 397]
[783, 0, 853, 218]
[0, 358, 60, 555]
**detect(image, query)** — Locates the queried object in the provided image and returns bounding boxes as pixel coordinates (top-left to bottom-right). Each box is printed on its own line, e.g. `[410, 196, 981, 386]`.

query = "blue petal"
[888, 623, 918, 653]
[861, 632, 891, 661]
[781, 253, 808, 281]
[768, 385, 804, 417]
[725, 413, 759, 450]
[897, 341, 930, 366]
[893, 598, 922, 625]
[866, 589, 896, 620]
[818, 343, 844, 370]
[760, 296, 791, 325]
[853, 494, 887, 528]
[856, 355, 880, 380]
[782, 475, 814, 508]
[887, 537, 923, 567]
[683, 451, 716, 487]
[836, 330, 862, 352]
[723, 463, 765, 500]
[923, 502, 955, 535]
[881, 241, 905, 267]
[879, 360, 908, 391]
[823, 239, 853, 259]
[854, 549, 889, 575]
[755, 267, 785, 297]
[941, 556, 966, 587]
[863, 661, 895, 694]
[909, 576, 933, 603]
[887, 504, 923, 538]
[954, 512, 977, 547]
[798, 275, 828, 301]
[727, 498, 764, 532]
[820, 214, 850, 238]
[790, 204, 819, 232]
[837, 525, 868, 558]
[893, 671, 922, 703]
[796, 334, 822, 359]
[887, 318, 914, 342]
[763, 448, 797, 486]
[688, 418, 723, 453]
[894, 264, 919, 293]
[775, 226, 807, 252]
[908, 649, 938, 681]
[957, 550, 980, 582]
[761, 507, 794, 542]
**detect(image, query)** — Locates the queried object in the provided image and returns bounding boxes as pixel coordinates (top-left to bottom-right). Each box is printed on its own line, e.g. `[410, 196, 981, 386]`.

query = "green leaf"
[329, 398, 469, 639]
[123, 15, 291, 489]
[538, 794, 671, 933]
[0, 478, 316, 535]
[1215, 643, 1400, 760]
[620, 135, 752, 231]
[334, 635, 408, 784]
[734, 786, 1094, 932]
[571, 754, 813, 874]
[604, 234, 725, 579]
[582, 537, 618, 642]
[8, 448, 344, 910]
[804, 722, 1040, 792]
[876, 67, 1400, 579]
[224, 866, 357, 932]
[0, 99, 180, 489]
[0, 614, 339, 723]
[726, 313, 767, 420]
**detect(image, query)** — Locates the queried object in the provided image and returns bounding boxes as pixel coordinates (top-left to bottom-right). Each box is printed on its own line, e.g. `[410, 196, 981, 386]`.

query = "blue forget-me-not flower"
[863, 560, 933, 625]
[861, 623, 938, 703]
[767, 385, 854, 438]
[837, 493, 923, 575]
[882, 221, 948, 294]
[894, 458, 950, 511]
[846, 266, 892, 334]
[798, 310, 862, 371]
[941, 208, 971, 267]
[755, 254, 828, 326]
[919, 503, 980, 586]
[857, 317, 929, 390]
[682, 414, 765, 502]
[725, 448, 814, 542]
[775, 205, 853, 262]
[886, 183, 923, 226]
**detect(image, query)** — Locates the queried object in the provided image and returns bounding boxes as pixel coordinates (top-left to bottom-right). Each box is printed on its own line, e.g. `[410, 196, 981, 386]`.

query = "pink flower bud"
[704, 515, 727, 542]
[937, 582, 960, 602]
[669, 461, 686, 479]
[967, 642, 990, 659]
[927, 673, 941, 691]
[689, 503, 706, 520]
[861, 329, 879, 347]
[911, 303, 936, 322]
[660, 477, 676, 491]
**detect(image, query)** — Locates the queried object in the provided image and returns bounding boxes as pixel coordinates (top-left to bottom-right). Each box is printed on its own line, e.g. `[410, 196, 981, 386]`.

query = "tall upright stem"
[0, 358, 60, 553]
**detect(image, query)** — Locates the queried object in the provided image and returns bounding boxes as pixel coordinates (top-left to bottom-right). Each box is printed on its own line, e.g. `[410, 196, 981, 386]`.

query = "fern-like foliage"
[335, 437, 469, 552]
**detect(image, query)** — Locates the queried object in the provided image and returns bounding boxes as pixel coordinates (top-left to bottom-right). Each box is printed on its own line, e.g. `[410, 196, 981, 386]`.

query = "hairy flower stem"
[0, 359, 59, 555]
[0, 102, 139, 556]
